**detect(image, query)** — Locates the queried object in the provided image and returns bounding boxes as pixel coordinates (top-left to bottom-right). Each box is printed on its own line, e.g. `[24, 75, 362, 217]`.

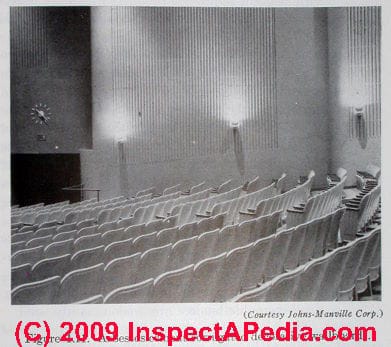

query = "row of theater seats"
[285, 175, 346, 227]
[11, 196, 126, 229]
[11, 212, 273, 289]
[341, 182, 381, 241]
[234, 171, 314, 224]
[233, 227, 380, 302]
[63, 173, 285, 229]
[11, 174, 286, 232]
[11, 214, 225, 281]
[11, 179, 242, 228]
[12, 207, 350, 303]
[12, 215, 177, 256]
[11, 167, 381, 303]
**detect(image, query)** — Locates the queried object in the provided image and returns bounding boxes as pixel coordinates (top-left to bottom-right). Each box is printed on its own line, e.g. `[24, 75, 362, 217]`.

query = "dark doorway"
[11, 153, 81, 207]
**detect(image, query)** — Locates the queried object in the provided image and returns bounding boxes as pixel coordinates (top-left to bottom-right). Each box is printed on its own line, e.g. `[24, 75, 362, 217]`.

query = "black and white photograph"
[9, 5, 381, 305]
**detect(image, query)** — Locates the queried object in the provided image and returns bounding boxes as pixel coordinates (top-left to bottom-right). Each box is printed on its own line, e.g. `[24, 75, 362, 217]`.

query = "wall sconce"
[354, 106, 364, 119]
[230, 121, 240, 130]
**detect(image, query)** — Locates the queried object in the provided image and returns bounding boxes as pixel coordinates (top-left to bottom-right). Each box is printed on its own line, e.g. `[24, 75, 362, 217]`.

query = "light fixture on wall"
[230, 120, 240, 130]
[354, 106, 364, 119]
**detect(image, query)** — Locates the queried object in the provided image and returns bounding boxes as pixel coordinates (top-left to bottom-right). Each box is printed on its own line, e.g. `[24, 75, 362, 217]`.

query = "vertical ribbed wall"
[109, 7, 277, 164]
[10, 7, 48, 68]
[347, 7, 381, 138]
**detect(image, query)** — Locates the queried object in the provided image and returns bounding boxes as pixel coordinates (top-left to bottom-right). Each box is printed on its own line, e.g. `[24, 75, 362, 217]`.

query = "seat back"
[32, 254, 71, 282]
[11, 263, 32, 289]
[74, 233, 103, 252]
[77, 225, 98, 237]
[97, 221, 118, 234]
[152, 264, 194, 303]
[76, 219, 95, 230]
[215, 243, 252, 302]
[34, 226, 56, 239]
[216, 225, 237, 254]
[168, 236, 197, 271]
[178, 222, 194, 240]
[25, 235, 53, 249]
[104, 237, 134, 263]
[184, 253, 226, 302]
[70, 245, 105, 271]
[57, 223, 77, 233]
[12, 276, 61, 304]
[338, 236, 368, 300]
[263, 230, 291, 282]
[103, 253, 141, 295]
[12, 246, 44, 267]
[11, 241, 26, 255]
[102, 228, 125, 244]
[44, 239, 74, 258]
[326, 207, 345, 251]
[104, 278, 154, 304]
[317, 243, 351, 301]
[137, 244, 172, 282]
[123, 224, 144, 239]
[193, 229, 219, 263]
[242, 234, 274, 291]
[356, 229, 380, 294]
[295, 255, 330, 301]
[157, 227, 179, 245]
[133, 232, 158, 254]
[58, 263, 104, 304]
[11, 230, 35, 243]
[266, 266, 304, 301]
[53, 230, 76, 242]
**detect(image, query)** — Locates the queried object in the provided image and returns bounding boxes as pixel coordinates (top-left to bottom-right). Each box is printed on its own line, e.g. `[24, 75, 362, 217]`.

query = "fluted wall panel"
[108, 7, 277, 164]
[347, 7, 381, 138]
[10, 7, 48, 68]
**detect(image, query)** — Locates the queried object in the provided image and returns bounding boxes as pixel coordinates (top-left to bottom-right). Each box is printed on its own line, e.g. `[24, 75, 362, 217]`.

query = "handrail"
[62, 183, 101, 202]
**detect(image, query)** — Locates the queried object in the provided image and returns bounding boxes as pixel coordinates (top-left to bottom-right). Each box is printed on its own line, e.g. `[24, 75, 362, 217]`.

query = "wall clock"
[30, 103, 51, 125]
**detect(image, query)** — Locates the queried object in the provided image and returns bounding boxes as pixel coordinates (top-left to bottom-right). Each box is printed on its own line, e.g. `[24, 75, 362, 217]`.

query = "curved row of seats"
[11, 215, 179, 254]
[11, 169, 381, 303]
[11, 211, 282, 303]
[81, 176, 284, 229]
[10, 212, 260, 289]
[232, 227, 380, 302]
[12, 214, 226, 270]
[286, 175, 346, 227]
[12, 208, 348, 304]
[236, 171, 315, 224]
[340, 184, 381, 241]
[11, 197, 125, 229]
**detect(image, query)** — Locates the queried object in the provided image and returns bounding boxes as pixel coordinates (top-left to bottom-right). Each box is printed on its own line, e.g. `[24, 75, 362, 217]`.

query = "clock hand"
[37, 109, 49, 122]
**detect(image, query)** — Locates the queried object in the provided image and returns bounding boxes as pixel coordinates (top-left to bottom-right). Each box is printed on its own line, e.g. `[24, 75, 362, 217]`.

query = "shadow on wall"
[233, 128, 245, 177]
[221, 128, 246, 177]
[356, 117, 368, 149]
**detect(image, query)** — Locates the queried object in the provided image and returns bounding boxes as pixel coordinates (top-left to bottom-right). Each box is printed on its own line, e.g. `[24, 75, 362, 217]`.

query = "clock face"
[30, 103, 51, 125]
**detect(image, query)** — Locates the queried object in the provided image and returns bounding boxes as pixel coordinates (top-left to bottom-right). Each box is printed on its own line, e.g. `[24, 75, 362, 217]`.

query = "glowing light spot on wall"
[223, 86, 247, 128]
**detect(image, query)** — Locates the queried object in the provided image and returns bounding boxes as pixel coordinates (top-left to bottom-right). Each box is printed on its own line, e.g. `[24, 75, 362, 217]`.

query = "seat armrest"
[239, 210, 256, 216]
[287, 208, 304, 214]
[345, 203, 360, 209]
[351, 198, 362, 202]
[195, 213, 211, 218]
